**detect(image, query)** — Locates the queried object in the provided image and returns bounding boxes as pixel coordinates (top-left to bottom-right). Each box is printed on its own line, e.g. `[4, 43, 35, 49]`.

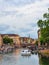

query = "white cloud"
[0, 0, 49, 38]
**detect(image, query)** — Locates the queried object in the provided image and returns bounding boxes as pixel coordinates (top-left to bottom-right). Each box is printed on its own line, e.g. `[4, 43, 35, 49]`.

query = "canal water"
[0, 49, 49, 65]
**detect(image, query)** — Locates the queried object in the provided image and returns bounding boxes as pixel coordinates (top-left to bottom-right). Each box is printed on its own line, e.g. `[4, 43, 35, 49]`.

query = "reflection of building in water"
[15, 49, 21, 55]
[0, 55, 3, 61]
[14, 49, 21, 60]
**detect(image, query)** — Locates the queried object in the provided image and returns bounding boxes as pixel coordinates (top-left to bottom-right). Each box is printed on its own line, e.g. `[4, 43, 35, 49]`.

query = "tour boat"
[21, 49, 31, 56]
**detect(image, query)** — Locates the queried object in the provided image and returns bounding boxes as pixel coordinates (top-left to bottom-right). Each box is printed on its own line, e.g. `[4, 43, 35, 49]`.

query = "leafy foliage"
[3, 36, 13, 45]
[37, 8, 49, 45]
[35, 40, 38, 46]
[40, 37, 44, 45]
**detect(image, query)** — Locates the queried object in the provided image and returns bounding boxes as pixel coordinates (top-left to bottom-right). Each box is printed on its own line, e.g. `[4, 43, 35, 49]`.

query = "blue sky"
[0, 0, 49, 39]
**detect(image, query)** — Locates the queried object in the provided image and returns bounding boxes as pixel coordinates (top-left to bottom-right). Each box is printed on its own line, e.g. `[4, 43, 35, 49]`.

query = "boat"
[21, 49, 31, 56]
[31, 50, 38, 54]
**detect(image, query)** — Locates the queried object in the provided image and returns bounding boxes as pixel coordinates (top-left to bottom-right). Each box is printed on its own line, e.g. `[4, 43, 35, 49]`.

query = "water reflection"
[39, 56, 49, 65]
[0, 49, 49, 65]
[0, 49, 39, 65]
[0, 55, 3, 61]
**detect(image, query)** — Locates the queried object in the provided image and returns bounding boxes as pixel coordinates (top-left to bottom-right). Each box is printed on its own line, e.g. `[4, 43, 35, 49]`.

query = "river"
[0, 49, 49, 65]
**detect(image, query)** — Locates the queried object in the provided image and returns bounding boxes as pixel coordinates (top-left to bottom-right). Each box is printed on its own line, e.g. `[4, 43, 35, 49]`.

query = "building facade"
[0, 34, 36, 46]
[20, 37, 36, 45]
[0, 34, 20, 46]
[38, 29, 41, 46]
[38, 29, 41, 39]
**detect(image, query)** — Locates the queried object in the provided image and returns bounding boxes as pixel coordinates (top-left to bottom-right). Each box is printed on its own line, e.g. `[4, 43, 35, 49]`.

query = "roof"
[20, 37, 34, 40]
[0, 34, 19, 37]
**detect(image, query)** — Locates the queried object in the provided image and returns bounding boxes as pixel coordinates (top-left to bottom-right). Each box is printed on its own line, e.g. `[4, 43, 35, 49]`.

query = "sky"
[0, 0, 49, 39]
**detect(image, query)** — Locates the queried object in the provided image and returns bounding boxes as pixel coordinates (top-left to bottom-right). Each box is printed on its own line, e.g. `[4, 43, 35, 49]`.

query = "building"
[20, 37, 35, 45]
[38, 29, 41, 39]
[38, 29, 41, 46]
[0, 34, 36, 47]
[0, 34, 20, 46]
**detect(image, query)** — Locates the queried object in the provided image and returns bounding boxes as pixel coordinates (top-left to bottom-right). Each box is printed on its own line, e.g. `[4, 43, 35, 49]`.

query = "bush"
[3, 36, 13, 45]
[35, 40, 38, 46]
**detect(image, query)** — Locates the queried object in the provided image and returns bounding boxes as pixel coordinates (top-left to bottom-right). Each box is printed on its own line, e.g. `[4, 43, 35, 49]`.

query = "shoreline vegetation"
[37, 8, 49, 58]
[38, 49, 49, 57]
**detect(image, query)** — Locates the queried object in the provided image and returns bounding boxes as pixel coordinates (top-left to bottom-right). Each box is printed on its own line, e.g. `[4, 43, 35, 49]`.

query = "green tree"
[9, 38, 13, 45]
[37, 20, 43, 28]
[45, 37, 49, 45]
[3, 36, 13, 45]
[35, 40, 38, 46]
[40, 36, 45, 45]
[37, 8, 49, 45]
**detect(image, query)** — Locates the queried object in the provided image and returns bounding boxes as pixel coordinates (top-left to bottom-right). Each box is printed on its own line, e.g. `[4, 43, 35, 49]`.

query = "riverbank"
[38, 49, 49, 57]
[0, 44, 20, 54]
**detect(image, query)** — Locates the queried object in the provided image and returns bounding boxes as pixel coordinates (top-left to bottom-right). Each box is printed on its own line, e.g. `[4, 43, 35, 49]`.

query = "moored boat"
[21, 49, 31, 56]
